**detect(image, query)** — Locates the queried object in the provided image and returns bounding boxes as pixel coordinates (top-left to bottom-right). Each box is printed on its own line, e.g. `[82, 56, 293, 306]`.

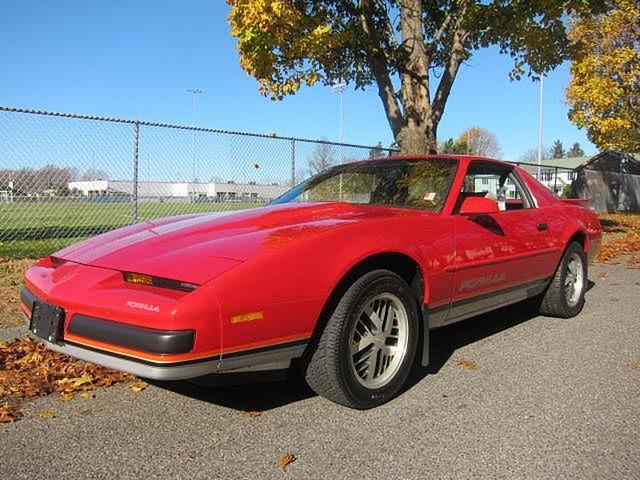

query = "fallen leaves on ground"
[130, 381, 149, 392]
[457, 359, 479, 370]
[0, 258, 37, 328]
[39, 409, 55, 419]
[0, 336, 134, 399]
[0, 402, 23, 423]
[629, 362, 640, 369]
[596, 214, 640, 266]
[277, 453, 296, 472]
[241, 410, 262, 418]
[79, 392, 95, 399]
[176, 454, 197, 463]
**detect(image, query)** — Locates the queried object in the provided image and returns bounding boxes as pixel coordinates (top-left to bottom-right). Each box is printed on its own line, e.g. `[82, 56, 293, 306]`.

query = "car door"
[445, 160, 559, 324]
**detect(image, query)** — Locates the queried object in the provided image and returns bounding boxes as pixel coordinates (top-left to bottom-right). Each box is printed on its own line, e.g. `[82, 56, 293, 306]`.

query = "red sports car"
[21, 156, 601, 408]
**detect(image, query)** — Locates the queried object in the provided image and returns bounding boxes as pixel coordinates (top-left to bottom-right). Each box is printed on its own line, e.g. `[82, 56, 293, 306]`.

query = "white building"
[516, 157, 586, 196]
[68, 180, 289, 202]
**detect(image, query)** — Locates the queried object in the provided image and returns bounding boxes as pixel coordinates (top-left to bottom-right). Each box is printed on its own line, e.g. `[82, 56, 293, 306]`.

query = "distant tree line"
[549, 140, 586, 159]
[0, 165, 109, 196]
[519, 140, 586, 163]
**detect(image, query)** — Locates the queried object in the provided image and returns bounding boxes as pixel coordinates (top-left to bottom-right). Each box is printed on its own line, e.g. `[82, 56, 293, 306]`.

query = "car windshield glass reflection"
[271, 158, 458, 212]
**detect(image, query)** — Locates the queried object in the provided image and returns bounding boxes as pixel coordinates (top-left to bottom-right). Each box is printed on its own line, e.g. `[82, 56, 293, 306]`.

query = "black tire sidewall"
[336, 272, 419, 408]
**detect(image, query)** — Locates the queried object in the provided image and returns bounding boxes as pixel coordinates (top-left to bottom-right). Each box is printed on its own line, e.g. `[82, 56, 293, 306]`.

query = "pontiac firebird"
[21, 156, 602, 409]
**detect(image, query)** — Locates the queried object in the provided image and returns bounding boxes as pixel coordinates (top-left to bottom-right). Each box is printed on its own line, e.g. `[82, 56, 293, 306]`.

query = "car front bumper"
[31, 331, 307, 381]
[22, 286, 307, 380]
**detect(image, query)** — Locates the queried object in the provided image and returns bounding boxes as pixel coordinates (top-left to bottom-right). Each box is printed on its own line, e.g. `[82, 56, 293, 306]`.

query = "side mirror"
[459, 196, 500, 215]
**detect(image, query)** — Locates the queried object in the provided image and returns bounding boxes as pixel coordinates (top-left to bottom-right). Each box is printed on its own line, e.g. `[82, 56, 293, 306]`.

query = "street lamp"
[537, 75, 544, 180]
[332, 81, 347, 201]
[186, 88, 206, 190]
[332, 81, 347, 164]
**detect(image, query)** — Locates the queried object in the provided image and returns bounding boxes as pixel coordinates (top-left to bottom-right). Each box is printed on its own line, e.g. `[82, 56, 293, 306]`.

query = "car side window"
[455, 162, 532, 213]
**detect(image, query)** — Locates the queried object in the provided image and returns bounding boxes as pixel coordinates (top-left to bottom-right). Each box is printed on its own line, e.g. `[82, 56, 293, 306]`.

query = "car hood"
[55, 202, 431, 284]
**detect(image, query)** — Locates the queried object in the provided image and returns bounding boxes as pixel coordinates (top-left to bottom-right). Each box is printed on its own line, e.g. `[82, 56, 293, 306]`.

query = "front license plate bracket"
[30, 301, 65, 343]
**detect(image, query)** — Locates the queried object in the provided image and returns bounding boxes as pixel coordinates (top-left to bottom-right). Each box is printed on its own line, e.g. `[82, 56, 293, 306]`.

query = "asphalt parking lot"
[1, 261, 639, 480]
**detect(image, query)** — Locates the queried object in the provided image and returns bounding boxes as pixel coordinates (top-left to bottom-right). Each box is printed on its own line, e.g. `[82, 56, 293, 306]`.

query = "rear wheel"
[304, 269, 419, 409]
[538, 241, 588, 318]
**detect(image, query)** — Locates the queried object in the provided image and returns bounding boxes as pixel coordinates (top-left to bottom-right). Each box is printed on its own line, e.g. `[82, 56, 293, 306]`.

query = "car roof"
[365, 154, 513, 168]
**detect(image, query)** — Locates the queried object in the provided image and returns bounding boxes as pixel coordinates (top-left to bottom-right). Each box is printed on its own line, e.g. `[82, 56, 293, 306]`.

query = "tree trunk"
[361, 0, 469, 156]
[396, 0, 434, 156]
[397, 123, 438, 155]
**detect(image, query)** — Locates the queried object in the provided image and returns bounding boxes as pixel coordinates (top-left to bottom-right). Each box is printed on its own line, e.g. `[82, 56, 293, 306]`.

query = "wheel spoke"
[566, 283, 574, 300]
[371, 347, 382, 378]
[362, 346, 379, 379]
[381, 344, 396, 357]
[363, 306, 383, 332]
[379, 301, 390, 332]
[350, 335, 375, 356]
[383, 303, 395, 335]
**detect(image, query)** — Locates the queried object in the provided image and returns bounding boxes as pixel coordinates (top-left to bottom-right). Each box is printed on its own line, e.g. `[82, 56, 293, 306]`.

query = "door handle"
[537, 223, 548, 231]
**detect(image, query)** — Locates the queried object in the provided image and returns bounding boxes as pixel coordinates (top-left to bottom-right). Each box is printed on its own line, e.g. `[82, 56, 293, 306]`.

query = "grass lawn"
[0, 200, 262, 259]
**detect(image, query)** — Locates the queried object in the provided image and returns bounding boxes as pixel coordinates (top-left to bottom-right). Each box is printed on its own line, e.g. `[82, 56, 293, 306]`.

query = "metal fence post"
[291, 139, 296, 187]
[132, 121, 139, 223]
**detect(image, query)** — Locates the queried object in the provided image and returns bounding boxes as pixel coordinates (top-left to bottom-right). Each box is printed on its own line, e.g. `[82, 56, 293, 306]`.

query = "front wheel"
[538, 241, 588, 318]
[304, 269, 419, 409]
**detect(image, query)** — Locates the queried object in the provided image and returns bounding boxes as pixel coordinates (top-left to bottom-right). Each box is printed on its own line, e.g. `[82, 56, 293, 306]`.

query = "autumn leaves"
[595, 213, 640, 267]
[0, 336, 134, 423]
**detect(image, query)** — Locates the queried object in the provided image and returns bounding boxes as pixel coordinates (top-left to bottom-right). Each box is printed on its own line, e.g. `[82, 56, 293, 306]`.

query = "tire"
[304, 269, 419, 409]
[538, 241, 588, 318]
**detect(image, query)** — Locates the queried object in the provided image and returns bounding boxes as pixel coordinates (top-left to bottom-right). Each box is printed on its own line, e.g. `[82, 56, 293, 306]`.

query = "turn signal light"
[230, 311, 264, 324]
[124, 272, 154, 286]
[123, 272, 199, 292]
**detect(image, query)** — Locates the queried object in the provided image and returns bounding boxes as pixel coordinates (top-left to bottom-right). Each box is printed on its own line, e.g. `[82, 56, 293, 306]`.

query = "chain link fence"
[1, 105, 594, 258]
[0, 106, 396, 257]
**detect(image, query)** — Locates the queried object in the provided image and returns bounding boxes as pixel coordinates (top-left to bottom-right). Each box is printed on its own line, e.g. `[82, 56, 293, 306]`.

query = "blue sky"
[0, 0, 595, 162]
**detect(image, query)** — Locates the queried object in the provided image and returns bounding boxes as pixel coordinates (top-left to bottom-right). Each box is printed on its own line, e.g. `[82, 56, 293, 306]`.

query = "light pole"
[537, 75, 544, 180]
[332, 81, 347, 201]
[186, 88, 205, 194]
[332, 81, 347, 164]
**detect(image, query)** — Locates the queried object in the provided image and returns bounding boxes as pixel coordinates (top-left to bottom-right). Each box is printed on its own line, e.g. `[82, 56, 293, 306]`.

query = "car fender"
[541, 204, 601, 263]
[209, 215, 453, 357]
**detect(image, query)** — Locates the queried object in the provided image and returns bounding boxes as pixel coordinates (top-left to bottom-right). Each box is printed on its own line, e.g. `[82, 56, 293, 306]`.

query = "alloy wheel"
[349, 293, 409, 389]
[565, 252, 584, 307]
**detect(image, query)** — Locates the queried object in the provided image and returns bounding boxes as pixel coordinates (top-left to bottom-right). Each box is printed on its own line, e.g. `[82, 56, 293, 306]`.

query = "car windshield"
[270, 158, 458, 212]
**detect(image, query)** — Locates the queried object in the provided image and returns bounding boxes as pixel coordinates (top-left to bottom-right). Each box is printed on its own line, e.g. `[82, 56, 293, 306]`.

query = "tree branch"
[431, 0, 471, 128]
[430, 10, 453, 52]
[359, 0, 405, 137]
[376, 0, 399, 49]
